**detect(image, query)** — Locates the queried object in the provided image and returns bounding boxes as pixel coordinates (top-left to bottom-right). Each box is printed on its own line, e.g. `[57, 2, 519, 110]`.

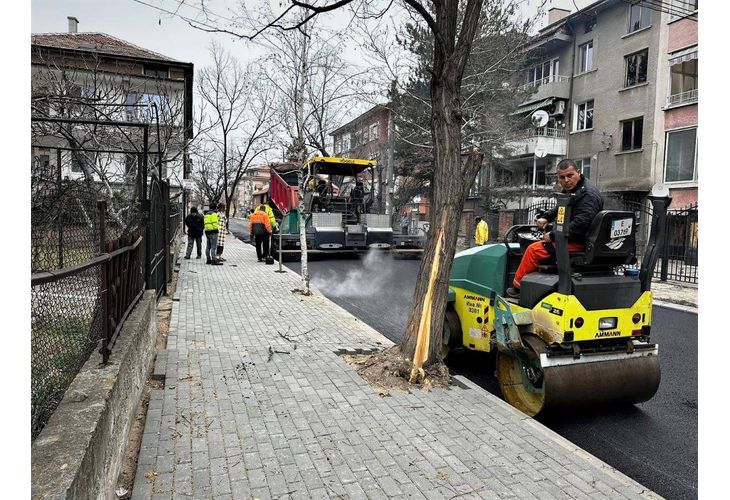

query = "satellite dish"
[531, 110, 549, 128]
[650, 183, 670, 198]
[534, 146, 548, 158]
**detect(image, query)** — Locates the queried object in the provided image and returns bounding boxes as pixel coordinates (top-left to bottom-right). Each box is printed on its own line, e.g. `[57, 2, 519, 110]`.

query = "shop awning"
[509, 97, 554, 116]
[668, 46, 697, 66]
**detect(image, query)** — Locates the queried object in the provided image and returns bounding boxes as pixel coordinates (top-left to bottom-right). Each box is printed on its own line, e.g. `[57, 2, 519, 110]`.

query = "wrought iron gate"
[145, 176, 169, 297]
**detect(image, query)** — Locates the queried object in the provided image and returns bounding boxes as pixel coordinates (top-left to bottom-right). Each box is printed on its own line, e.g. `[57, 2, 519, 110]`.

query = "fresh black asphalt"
[228, 219, 698, 500]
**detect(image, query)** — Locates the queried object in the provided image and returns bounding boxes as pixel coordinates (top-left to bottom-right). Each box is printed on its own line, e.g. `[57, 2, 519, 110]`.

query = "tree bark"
[399, 0, 485, 367]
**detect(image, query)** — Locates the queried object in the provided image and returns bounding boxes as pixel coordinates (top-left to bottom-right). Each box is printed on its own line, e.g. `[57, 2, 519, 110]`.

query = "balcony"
[505, 127, 567, 158]
[666, 88, 697, 108]
[517, 75, 571, 105]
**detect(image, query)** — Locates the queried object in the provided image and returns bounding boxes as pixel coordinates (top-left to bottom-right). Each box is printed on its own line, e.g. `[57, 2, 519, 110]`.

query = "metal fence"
[660, 203, 698, 283]
[31, 264, 103, 440]
[30, 113, 179, 440]
[145, 177, 169, 298]
[168, 201, 182, 279]
[31, 200, 145, 440]
[511, 197, 698, 284]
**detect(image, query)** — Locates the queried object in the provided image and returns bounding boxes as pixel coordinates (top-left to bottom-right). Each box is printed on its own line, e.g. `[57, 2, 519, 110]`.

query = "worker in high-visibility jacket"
[474, 216, 489, 246]
[264, 201, 278, 231]
[249, 205, 273, 262]
[203, 203, 223, 265]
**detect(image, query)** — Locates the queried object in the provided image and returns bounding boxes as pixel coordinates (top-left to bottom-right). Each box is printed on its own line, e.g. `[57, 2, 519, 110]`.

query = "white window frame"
[369, 122, 379, 141]
[669, 56, 698, 105]
[578, 41, 594, 73]
[334, 136, 342, 155]
[668, 0, 698, 21]
[524, 57, 560, 86]
[576, 157, 592, 179]
[628, 4, 652, 33]
[620, 117, 644, 152]
[663, 127, 698, 184]
[574, 100, 594, 131]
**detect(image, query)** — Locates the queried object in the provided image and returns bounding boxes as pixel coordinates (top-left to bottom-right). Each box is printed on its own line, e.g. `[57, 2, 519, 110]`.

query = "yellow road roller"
[443, 187, 671, 416]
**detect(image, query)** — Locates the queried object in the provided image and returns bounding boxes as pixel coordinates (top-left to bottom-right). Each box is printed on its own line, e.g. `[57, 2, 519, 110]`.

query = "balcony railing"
[667, 89, 698, 107]
[531, 127, 566, 138]
[512, 127, 567, 139]
[518, 74, 570, 92]
[505, 127, 568, 158]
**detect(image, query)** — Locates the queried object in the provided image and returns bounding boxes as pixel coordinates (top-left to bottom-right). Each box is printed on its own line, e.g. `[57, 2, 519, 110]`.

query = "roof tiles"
[31, 32, 186, 64]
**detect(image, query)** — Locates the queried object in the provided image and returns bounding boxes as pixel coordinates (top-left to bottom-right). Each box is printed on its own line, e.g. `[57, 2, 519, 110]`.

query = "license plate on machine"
[610, 218, 633, 238]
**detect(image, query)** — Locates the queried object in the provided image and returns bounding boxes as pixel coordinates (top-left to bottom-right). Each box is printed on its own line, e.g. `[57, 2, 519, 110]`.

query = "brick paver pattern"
[132, 237, 661, 499]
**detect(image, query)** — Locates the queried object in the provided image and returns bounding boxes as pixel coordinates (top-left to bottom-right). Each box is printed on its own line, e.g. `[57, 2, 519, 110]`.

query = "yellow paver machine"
[443, 186, 671, 416]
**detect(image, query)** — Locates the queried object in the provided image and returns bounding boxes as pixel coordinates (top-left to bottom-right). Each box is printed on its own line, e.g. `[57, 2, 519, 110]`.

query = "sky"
[30, 0, 596, 130]
[31, 0, 595, 83]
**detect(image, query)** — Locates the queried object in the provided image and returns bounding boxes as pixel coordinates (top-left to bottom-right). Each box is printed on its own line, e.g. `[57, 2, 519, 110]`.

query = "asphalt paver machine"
[271, 156, 423, 257]
[443, 185, 671, 416]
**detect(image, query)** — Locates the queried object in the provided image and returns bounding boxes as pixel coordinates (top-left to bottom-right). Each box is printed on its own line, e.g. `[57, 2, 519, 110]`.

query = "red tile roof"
[31, 32, 187, 64]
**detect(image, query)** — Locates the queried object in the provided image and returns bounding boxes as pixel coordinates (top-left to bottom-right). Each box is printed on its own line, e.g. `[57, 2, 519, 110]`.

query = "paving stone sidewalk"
[132, 237, 662, 499]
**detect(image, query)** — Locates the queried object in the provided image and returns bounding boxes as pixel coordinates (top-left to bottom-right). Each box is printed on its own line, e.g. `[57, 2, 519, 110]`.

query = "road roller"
[443, 186, 671, 416]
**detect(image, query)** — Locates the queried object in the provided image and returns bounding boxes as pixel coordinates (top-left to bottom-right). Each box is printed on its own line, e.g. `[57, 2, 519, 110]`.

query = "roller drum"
[497, 339, 660, 417]
[542, 352, 660, 409]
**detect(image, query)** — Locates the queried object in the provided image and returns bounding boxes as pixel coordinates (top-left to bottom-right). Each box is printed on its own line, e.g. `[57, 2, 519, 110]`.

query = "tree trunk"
[397, 0, 486, 371]
[296, 29, 311, 294]
[400, 81, 467, 364]
[399, 51, 483, 369]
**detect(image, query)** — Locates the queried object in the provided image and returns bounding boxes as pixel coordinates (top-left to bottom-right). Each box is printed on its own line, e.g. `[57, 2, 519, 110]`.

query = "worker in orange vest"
[248, 204, 273, 262]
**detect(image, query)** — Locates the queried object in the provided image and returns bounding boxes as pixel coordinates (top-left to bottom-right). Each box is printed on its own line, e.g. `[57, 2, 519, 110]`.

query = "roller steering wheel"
[503, 224, 545, 257]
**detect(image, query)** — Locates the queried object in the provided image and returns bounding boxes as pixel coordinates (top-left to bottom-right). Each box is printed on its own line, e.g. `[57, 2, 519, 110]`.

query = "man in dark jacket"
[184, 207, 204, 259]
[507, 158, 603, 297]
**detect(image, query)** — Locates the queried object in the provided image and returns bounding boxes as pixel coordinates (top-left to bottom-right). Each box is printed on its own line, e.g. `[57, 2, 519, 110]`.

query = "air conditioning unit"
[552, 100, 566, 116]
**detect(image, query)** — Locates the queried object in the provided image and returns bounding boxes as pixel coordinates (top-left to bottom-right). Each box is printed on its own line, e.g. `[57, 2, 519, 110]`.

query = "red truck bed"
[270, 168, 299, 214]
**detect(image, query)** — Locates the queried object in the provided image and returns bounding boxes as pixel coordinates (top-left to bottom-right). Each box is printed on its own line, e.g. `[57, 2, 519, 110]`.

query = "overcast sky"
[31, 0, 595, 74]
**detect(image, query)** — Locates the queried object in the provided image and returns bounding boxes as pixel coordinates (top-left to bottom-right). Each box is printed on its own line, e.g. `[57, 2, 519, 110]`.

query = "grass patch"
[31, 315, 93, 440]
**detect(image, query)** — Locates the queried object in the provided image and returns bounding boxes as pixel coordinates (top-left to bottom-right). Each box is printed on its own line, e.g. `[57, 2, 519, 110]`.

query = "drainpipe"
[386, 111, 394, 216]
[566, 20, 577, 158]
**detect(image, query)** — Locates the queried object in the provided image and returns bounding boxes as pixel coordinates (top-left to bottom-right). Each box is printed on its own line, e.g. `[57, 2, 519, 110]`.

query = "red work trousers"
[513, 240, 585, 288]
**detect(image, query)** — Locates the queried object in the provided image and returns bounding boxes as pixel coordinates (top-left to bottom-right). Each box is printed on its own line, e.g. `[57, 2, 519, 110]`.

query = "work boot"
[184, 256, 190, 259]
[506, 287, 520, 298]
[211, 260, 223, 266]
[206, 259, 212, 264]
[196, 255, 201, 259]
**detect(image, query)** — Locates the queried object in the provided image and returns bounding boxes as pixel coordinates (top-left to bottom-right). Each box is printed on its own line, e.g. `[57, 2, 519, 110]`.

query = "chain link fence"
[31, 145, 143, 441]
[31, 266, 103, 440]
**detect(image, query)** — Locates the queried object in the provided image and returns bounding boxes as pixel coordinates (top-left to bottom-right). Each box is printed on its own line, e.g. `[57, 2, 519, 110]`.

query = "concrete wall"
[32, 290, 158, 500]
[667, 17, 698, 53]
[568, 1, 665, 193]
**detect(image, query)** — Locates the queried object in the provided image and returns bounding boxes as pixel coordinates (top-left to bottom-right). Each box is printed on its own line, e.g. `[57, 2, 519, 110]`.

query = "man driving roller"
[506, 158, 603, 298]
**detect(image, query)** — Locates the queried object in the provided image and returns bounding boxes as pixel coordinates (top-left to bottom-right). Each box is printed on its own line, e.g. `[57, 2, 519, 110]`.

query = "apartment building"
[329, 104, 394, 214]
[662, 0, 698, 208]
[500, 0, 697, 212]
[31, 17, 194, 193]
